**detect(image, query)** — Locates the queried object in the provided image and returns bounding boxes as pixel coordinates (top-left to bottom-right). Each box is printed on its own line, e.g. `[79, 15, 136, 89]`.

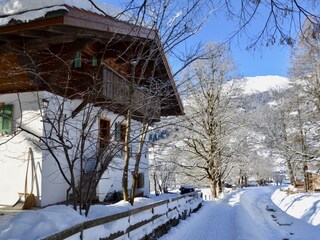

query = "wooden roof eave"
[64, 7, 157, 41]
[0, 6, 158, 44]
[153, 34, 184, 116]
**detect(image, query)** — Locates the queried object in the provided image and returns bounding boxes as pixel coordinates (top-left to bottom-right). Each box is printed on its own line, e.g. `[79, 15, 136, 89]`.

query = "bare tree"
[263, 89, 298, 185]
[105, 0, 214, 204]
[289, 20, 320, 177]
[173, 43, 242, 198]
[148, 123, 180, 194]
[218, 0, 320, 49]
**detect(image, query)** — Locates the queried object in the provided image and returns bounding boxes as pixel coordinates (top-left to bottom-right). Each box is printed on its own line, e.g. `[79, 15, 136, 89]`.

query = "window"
[137, 173, 145, 188]
[74, 51, 81, 68]
[0, 104, 13, 134]
[120, 124, 126, 142]
[99, 118, 110, 149]
[115, 122, 126, 142]
[92, 56, 98, 66]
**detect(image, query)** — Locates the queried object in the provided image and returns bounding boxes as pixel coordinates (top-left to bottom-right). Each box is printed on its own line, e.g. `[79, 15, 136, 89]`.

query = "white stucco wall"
[40, 96, 151, 206]
[0, 92, 44, 206]
[97, 118, 150, 201]
[40, 95, 80, 206]
[0, 91, 151, 207]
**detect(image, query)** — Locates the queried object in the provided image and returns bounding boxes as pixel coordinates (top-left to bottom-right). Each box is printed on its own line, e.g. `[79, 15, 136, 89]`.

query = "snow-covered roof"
[0, 0, 126, 26]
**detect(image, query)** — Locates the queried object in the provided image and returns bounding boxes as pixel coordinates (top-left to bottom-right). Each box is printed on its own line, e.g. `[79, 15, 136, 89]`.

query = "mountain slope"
[239, 75, 290, 94]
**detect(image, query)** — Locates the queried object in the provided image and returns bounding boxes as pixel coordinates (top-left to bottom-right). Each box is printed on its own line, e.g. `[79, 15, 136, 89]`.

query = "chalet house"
[0, 1, 183, 207]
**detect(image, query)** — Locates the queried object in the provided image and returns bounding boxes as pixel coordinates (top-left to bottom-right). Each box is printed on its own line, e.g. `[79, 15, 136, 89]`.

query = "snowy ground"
[0, 207, 21, 226]
[1, 187, 320, 240]
[160, 187, 320, 240]
[0, 193, 185, 240]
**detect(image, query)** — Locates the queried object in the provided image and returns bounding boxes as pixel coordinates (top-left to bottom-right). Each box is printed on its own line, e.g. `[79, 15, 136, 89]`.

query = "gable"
[0, 2, 184, 117]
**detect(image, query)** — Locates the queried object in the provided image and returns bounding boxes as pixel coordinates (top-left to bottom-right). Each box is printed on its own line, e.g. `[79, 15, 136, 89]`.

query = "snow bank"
[0, 206, 85, 240]
[0, 193, 202, 240]
[235, 187, 320, 240]
[86, 194, 202, 240]
[272, 189, 320, 226]
[88, 197, 156, 219]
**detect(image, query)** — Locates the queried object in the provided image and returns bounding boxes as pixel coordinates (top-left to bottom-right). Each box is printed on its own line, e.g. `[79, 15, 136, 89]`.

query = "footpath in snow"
[160, 187, 320, 240]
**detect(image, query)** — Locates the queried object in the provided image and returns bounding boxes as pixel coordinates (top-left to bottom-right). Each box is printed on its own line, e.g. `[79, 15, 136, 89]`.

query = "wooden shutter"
[120, 124, 126, 142]
[0, 104, 13, 134]
[74, 51, 81, 68]
[92, 56, 98, 66]
[115, 122, 121, 141]
[99, 118, 110, 149]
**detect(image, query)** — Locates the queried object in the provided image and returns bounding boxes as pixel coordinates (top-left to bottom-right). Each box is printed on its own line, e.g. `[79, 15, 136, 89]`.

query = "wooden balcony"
[103, 67, 161, 120]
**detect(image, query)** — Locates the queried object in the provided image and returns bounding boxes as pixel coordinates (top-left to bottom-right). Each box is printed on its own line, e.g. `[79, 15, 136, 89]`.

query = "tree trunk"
[153, 172, 158, 195]
[244, 175, 247, 187]
[158, 183, 163, 193]
[210, 179, 217, 199]
[122, 107, 132, 201]
[303, 164, 309, 192]
[129, 121, 148, 205]
[286, 158, 296, 186]
[218, 175, 223, 194]
[129, 153, 141, 205]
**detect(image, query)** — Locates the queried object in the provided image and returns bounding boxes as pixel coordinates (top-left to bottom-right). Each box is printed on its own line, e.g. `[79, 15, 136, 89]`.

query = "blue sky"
[106, 0, 291, 77]
[194, 13, 291, 77]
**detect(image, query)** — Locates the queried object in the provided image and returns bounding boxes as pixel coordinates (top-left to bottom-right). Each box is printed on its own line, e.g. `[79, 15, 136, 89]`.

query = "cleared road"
[160, 187, 320, 240]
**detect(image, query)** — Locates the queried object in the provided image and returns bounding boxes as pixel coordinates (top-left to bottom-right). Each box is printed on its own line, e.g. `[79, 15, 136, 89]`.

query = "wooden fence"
[42, 191, 202, 240]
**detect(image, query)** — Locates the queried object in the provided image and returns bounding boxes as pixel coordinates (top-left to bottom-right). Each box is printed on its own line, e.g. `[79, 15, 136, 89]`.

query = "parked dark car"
[179, 185, 195, 194]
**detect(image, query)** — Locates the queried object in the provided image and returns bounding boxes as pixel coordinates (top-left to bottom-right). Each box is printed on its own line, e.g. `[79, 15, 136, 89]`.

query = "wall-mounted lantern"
[42, 99, 49, 110]
[41, 99, 49, 119]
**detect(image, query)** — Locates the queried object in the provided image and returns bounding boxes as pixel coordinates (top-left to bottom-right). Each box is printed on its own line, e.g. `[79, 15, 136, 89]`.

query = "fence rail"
[42, 191, 202, 240]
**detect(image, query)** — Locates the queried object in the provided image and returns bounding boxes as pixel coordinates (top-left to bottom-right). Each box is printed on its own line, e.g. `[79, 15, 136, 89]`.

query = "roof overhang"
[0, 5, 184, 116]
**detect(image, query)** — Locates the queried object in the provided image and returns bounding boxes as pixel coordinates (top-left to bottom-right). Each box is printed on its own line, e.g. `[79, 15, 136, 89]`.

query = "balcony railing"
[103, 67, 161, 120]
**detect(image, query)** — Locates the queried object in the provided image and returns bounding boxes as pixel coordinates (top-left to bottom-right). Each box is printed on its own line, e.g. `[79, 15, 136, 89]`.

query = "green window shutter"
[115, 122, 121, 141]
[92, 56, 98, 66]
[0, 104, 13, 134]
[74, 51, 81, 68]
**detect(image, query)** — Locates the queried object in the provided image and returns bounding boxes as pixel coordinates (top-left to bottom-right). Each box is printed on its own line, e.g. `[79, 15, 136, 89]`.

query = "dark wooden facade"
[0, 5, 183, 120]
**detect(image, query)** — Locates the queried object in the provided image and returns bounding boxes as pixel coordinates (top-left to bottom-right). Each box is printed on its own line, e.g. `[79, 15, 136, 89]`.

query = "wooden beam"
[43, 25, 115, 40]
[71, 100, 88, 118]
[0, 16, 64, 35]
[25, 34, 77, 49]
[0, 34, 21, 42]
[16, 29, 55, 39]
